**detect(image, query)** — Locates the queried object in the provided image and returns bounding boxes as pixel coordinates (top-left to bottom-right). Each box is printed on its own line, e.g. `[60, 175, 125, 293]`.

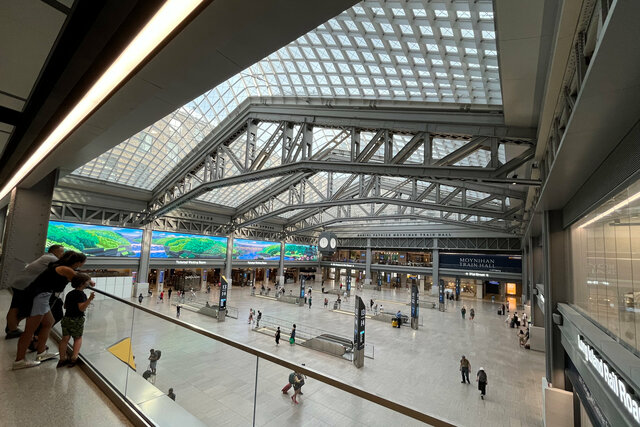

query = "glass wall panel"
[571, 180, 640, 352]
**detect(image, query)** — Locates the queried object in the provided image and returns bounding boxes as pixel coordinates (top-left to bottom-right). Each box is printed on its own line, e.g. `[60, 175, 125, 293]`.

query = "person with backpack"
[291, 371, 305, 404]
[282, 371, 296, 394]
[477, 367, 488, 399]
[168, 288, 172, 300]
[138, 293, 143, 304]
[469, 308, 475, 321]
[461, 306, 467, 320]
[256, 310, 262, 327]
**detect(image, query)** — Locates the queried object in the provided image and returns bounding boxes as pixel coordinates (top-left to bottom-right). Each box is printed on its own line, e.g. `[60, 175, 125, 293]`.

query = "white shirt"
[12, 253, 59, 290]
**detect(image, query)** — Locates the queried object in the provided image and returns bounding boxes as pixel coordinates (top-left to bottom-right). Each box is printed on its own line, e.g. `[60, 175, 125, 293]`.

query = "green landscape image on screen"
[46, 221, 142, 257]
[284, 243, 318, 261]
[150, 231, 227, 259]
[232, 239, 280, 260]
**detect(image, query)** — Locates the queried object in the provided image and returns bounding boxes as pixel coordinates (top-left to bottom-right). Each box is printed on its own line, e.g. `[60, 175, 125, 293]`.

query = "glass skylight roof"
[74, 0, 501, 192]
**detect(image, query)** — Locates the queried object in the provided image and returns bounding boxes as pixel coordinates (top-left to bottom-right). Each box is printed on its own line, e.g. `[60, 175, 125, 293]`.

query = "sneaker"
[67, 359, 78, 368]
[28, 341, 49, 353]
[5, 329, 23, 339]
[13, 359, 41, 370]
[35, 352, 59, 362]
[56, 359, 69, 368]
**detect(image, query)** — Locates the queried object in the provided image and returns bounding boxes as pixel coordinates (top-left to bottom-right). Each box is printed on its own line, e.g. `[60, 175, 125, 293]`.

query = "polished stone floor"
[120, 280, 542, 426]
[0, 292, 132, 427]
[0, 280, 544, 426]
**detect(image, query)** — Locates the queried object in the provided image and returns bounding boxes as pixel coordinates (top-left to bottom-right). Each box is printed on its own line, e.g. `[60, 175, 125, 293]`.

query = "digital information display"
[354, 296, 366, 350]
[300, 278, 306, 298]
[283, 243, 318, 261]
[150, 231, 227, 259]
[411, 284, 419, 319]
[233, 239, 280, 260]
[220, 276, 228, 310]
[46, 221, 142, 258]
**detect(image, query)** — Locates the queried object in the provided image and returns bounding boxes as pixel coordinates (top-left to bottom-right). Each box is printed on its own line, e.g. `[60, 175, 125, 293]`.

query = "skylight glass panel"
[75, 0, 502, 190]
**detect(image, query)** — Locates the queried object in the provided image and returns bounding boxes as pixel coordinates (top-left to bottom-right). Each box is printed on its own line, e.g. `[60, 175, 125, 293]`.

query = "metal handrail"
[91, 287, 454, 426]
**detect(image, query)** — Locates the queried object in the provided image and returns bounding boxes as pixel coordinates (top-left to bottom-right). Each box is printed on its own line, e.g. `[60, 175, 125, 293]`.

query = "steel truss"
[49, 201, 313, 243]
[143, 100, 537, 235]
[337, 237, 521, 251]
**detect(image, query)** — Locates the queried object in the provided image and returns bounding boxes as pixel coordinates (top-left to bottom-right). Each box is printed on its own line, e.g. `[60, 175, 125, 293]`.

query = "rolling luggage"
[391, 319, 398, 327]
[282, 383, 292, 393]
[143, 369, 152, 380]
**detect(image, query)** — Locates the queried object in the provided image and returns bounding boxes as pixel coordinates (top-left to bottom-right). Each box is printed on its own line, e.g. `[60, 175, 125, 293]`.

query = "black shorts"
[10, 288, 31, 319]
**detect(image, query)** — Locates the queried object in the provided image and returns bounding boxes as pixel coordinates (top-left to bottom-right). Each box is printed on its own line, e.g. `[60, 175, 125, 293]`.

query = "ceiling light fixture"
[0, 0, 204, 201]
[579, 190, 640, 228]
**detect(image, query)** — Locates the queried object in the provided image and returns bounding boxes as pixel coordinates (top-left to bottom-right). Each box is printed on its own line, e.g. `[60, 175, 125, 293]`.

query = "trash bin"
[333, 302, 338, 310]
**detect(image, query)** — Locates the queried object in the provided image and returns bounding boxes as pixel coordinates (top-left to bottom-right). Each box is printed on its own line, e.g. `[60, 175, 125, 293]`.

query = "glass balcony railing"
[52, 288, 453, 426]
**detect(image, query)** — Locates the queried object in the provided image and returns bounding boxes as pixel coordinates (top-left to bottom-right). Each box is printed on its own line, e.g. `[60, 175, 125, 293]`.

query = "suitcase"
[282, 383, 292, 393]
[498, 309, 502, 315]
[143, 370, 152, 380]
[333, 302, 338, 310]
[391, 319, 398, 327]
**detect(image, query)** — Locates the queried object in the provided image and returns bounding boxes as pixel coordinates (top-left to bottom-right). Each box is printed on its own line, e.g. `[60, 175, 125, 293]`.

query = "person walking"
[290, 324, 296, 344]
[160, 291, 164, 302]
[148, 349, 159, 374]
[395, 310, 402, 328]
[275, 327, 281, 345]
[469, 308, 475, 321]
[501, 303, 506, 315]
[291, 371, 305, 404]
[308, 295, 312, 309]
[324, 297, 328, 308]
[282, 370, 296, 394]
[256, 310, 262, 327]
[168, 388, 176, 401]
[369, 299, 374, 311]
[138, 293, 143, 304]
[460, 355, 471, 384]
[168, 288, 172, 299]
[461, 305, 467, 320]
[176, 304, 181, 319]
[477, 367, 488, 399]
[248, 309, 254, 324]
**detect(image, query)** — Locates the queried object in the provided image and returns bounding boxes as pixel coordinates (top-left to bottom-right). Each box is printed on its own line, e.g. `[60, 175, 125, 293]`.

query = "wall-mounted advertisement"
[283, 243, 318, 261]
[439, 253, 522, 273]
[150, 231, 227, 259]
[46, 221, 142, 257]
[232, 239, 280, 260]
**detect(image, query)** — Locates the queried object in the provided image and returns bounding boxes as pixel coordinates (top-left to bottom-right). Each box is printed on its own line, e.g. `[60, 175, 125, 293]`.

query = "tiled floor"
[1, 280, 544, 426]
[0, 292, 132, 427]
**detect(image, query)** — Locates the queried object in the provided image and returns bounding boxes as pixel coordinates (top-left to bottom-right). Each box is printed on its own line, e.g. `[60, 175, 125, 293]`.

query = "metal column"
[364, 238, 372, 286]
[0, 171, 57, 290]
[278, 241, 285, 286]
[542, 210, 569, 389]
[137, 224, 152, 281]
[432, 247, 439, 297]
[225, 234, 234, 287]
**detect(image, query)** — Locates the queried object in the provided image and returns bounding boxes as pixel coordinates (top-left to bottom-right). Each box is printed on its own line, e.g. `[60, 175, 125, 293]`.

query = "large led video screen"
[46, 221, 142, 258]
[232, 239, 280, 260]
[151, 231, 227, 259]
[284, 243, 318, 261]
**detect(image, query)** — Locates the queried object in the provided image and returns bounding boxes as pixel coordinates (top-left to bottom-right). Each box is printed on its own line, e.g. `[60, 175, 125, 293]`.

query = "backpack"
[288, 372, 296, 384]
[478, 370, 487, 383]
[155, 350, 162, 360]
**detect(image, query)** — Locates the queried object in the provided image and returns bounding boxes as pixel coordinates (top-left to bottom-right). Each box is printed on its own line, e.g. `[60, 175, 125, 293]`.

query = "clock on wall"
[318, 232, 337, 254]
